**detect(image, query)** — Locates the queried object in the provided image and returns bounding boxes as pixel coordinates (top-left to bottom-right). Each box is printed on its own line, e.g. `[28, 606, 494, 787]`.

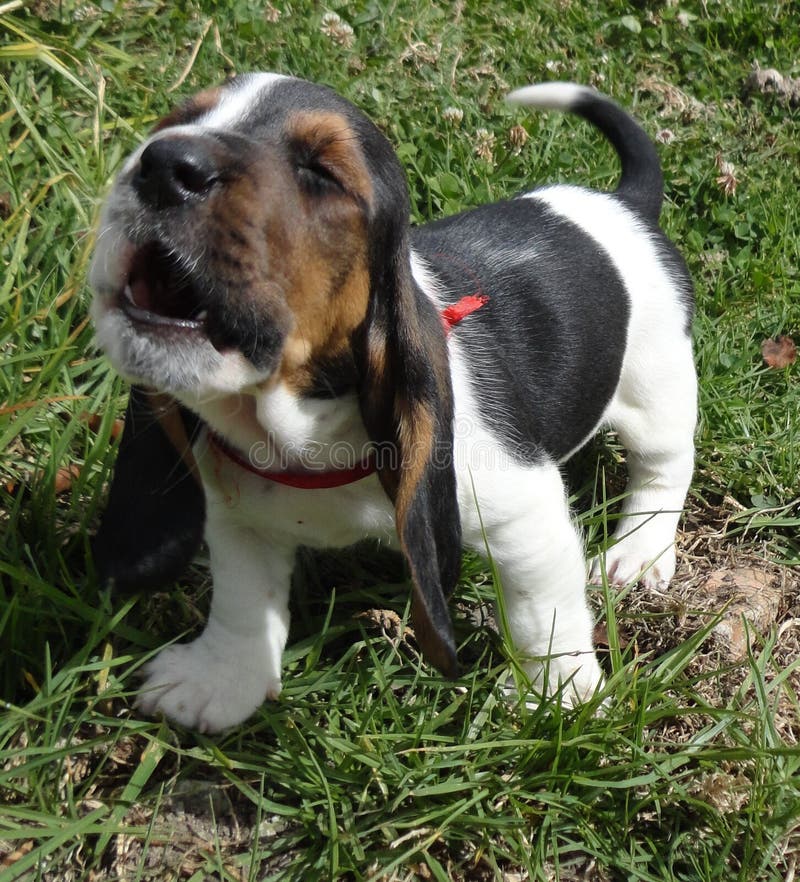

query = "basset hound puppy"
[90, 74, 697, 733]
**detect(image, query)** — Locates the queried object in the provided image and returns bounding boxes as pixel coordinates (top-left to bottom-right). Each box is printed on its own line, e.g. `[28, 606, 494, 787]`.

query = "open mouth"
[119, 242, 208, 331]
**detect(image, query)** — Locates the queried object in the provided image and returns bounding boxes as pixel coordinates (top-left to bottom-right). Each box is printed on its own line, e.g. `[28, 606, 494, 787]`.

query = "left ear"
[358, 243, 462, 678]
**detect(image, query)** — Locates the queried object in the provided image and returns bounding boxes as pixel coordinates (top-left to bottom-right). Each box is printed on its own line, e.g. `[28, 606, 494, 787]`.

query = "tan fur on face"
[277, 112, 375, 390]
[179, 108, 375, 395]
[286, 111, 375, 207]
[279, 258, 370, 387]
[152, 88, 222, 133]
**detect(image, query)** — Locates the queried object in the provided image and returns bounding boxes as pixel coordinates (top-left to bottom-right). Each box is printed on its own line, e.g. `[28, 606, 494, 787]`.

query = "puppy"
[90, 74, 696, 733]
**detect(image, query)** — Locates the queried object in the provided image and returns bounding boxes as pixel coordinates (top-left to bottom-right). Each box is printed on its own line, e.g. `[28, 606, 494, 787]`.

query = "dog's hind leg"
[591, 333, 696, 589]
[462, 460, 604, 706]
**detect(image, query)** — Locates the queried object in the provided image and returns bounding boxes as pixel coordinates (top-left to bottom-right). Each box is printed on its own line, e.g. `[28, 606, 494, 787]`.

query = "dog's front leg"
[137, 519, 293, 733]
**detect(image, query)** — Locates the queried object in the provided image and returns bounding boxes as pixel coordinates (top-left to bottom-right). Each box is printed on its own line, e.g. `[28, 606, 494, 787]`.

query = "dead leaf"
[593, 621, 631, 652]
[54, 464, 81, 494]
[696, 567, 784, 659]
[1, 841, 34, 867]
[355, 608, 408, 639]
[79, 410, 124, 440]
[761, 335, 797, 368]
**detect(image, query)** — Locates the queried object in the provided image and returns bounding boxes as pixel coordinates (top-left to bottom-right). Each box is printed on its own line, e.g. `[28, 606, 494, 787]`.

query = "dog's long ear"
[93, 387, 205, 592]
[358, 231, 462, 678]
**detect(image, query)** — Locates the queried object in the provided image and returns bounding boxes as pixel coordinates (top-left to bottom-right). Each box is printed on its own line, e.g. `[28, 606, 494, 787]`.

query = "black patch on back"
[412, 197, 632, 463]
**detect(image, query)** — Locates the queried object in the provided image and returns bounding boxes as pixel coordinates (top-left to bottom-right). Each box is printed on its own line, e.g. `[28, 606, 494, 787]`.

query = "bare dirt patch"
[612, 500, 800, 745]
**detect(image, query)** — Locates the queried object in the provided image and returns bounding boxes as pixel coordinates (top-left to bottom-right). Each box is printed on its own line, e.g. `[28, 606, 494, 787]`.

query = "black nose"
[132, 137, 220, 209]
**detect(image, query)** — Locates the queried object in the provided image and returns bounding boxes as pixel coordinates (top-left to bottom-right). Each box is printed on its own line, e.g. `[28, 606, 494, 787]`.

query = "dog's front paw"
[137, 637, 280, 733]
[590, 535, 676, 590]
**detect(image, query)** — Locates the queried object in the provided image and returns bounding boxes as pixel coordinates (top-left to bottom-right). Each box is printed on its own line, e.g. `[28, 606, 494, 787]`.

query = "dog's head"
[91, 74, 461, 676]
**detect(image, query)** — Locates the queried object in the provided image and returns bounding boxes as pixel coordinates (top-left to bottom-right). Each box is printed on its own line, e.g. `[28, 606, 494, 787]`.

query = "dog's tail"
[507, 82, 663, 224]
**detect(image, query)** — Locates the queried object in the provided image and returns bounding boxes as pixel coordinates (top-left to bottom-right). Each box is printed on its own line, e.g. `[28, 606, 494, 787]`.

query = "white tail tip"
[506, 82, 595, 111]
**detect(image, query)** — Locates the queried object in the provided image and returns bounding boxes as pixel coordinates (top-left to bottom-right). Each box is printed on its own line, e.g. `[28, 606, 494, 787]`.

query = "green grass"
[1, 1, 799, 879]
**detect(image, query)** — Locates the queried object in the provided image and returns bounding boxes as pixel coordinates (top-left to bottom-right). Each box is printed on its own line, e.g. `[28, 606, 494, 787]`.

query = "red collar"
[208, 430, 378, 489]
[209, 293, 488, 489]
[441, 293, 489, 333]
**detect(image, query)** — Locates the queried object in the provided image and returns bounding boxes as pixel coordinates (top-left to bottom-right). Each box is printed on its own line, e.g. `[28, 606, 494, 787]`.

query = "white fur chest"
[195, 430, 398, 552]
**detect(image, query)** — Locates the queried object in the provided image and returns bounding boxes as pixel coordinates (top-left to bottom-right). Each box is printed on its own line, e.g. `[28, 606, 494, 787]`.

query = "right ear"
[93, 387, 205, 592]
[358, 245, 463, 679]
